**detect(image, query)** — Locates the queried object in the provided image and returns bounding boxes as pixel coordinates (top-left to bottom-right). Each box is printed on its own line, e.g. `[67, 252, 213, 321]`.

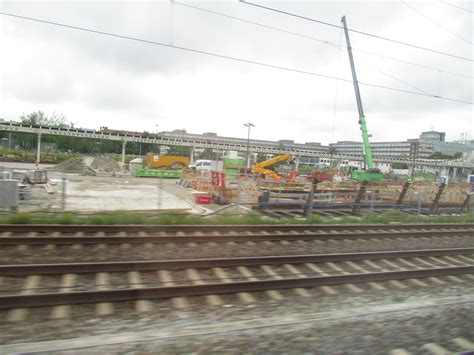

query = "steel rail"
[1, 248, 473, 276]
[0, 223, 472, 234]
[0, 265, 472, 309]
[0, 229, 472, 245]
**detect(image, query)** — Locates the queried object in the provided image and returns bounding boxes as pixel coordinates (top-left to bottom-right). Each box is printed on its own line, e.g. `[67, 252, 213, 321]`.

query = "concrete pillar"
[121, 141, 126, 164]
[440, 167, 448, 178]
[251, 153, 257, 167]
[294, 155, 300, 171]
[8, 132, 12, 149]
[190, 148, 195, 163]
[36, 133, 42, 164]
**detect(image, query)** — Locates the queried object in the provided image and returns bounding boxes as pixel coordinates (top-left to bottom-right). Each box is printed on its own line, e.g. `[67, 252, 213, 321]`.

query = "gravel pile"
[50, 158, 95, 175]
[90, 157, 120, 173]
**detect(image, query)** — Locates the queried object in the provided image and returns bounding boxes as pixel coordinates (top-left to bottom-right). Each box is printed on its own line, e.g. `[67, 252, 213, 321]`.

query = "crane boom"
[341, 16, 374, 170]
[252, 154, 292, 180]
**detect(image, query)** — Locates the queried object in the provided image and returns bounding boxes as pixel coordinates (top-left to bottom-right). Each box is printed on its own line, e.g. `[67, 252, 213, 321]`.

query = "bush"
[0, 211, 473, 226]
[7, 213, 32, 224]
[57, 213, 75, 224]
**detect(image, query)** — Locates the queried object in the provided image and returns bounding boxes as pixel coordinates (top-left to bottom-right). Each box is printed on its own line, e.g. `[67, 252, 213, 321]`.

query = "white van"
[188, 160, 212, 172]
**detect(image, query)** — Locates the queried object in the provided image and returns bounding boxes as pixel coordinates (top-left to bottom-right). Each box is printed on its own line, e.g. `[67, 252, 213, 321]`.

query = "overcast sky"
[0, 0, 472, 145]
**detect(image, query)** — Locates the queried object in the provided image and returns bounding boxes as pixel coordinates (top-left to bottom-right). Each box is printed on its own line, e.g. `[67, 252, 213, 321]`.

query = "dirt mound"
[91, 157, 121, 173]
[51, 158, 96, 175]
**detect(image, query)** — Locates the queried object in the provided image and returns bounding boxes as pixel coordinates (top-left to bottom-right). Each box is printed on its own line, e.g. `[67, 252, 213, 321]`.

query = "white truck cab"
[188, 160, 212, 171]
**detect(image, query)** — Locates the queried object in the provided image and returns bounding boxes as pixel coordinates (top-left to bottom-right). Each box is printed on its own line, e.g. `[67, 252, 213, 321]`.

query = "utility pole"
[244, 123, 255, 174]
[121, 141, 126, 164]
[36, 133, 42, 165]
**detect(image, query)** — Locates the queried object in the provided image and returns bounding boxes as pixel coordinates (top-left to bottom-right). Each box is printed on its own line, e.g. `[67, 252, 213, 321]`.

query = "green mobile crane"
[341, 16, 384, 181]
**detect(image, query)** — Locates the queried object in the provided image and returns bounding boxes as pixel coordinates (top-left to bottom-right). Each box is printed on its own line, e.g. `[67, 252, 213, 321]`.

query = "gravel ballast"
[1, 235, 473, 264]
[0, 281, 472, 352]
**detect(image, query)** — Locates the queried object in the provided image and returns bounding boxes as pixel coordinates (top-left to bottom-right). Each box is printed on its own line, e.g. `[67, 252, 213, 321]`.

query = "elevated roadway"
[1, 122, 473, 169]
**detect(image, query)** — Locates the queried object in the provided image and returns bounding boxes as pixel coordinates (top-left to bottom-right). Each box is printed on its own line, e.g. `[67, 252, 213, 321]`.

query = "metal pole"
[36, 133, 42, 164]
[157, 178, 163, 210]
[246, 126, 250, 173]
[469, 193, 474, 216]
[61, 177, 66, 212]
[304, 180, 316, 217]
[243, 123, 254, 174]
[370, 190, 375, 215]
[121, 141, 126, 164]
[417, 192, 421, 215]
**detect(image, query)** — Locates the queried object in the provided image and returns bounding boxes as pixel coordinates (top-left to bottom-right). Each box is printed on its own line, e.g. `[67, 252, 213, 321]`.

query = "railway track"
[1, 248, 473, 312]
[0, 223, 473, 246]
[1, 222, 473, 234]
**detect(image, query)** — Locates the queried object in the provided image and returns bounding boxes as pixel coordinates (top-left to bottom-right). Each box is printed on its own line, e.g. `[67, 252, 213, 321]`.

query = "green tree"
[453, 152, 463, 159]
[19, 110, 69, 127]
[166, 145, 192, 157]
[392, 163, 408, 169]
[197, 148, 214, 159]
[256, 153, 270, 163]
[429, 151, 450, 159]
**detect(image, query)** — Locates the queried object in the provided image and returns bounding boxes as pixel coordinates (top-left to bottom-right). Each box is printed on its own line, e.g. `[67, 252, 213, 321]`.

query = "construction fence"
[179, 171, 472, 214]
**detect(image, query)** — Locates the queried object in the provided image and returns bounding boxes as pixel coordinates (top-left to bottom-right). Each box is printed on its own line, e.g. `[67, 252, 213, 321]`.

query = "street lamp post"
[244, 123, 255, 174]
[155, 125, 159, 154]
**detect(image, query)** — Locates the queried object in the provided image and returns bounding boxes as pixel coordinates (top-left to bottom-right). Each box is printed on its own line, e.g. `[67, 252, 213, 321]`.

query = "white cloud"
[0, 0, 472, 145]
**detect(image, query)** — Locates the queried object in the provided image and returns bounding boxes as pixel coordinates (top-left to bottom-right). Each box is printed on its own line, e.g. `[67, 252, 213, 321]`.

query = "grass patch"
[0, 147, 81, 163]
[0, 210, 473, 225]
[5, 213, 33, 224]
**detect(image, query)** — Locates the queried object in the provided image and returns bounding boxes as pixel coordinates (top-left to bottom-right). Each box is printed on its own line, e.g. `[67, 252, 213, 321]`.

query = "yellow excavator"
[251, 154, 292, 180]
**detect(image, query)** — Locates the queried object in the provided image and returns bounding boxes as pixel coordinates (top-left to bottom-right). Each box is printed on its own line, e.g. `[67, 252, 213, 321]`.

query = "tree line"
[1, 111, 161, 155]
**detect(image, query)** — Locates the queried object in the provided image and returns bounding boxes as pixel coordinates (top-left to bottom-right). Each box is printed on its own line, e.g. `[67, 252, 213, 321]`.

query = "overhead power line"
[440, 0, 474, 14]
[239, 0, 473, 62]
[0, 11, 471, 105]
[373, 68, 432, 95]
[400, 1, 472, 45]
[354, 48, 472, 79]
[175, 1, 473, 79]
[174, 1, 336, 47]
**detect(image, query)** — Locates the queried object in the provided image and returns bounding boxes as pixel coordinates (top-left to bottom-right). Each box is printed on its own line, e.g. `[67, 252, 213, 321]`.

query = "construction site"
[1, 1, 474, 354]
[0, 146, 473, 218]
[1, 14, 472, 217]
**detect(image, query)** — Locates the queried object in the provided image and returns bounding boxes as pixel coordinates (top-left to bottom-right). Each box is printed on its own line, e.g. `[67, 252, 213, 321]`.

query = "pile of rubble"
[50, 158, 96, 175]
[50, 156, 123, 175]
[91, 157, 121, 173]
